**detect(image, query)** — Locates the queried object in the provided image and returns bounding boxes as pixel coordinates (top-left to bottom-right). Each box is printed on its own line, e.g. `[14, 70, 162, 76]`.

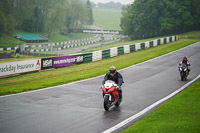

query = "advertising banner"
[69, 29, 123, 35]
[41, 54, 84, 70]
[0, 59, 41, 77]
[41, 57, 53, 70]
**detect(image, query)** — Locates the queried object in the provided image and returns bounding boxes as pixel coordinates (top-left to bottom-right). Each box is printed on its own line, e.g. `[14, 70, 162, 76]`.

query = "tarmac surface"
[0, 41, 200, 133]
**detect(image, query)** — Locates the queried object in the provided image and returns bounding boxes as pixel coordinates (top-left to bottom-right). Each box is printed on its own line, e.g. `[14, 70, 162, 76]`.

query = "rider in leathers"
[102, 66, 124, 98]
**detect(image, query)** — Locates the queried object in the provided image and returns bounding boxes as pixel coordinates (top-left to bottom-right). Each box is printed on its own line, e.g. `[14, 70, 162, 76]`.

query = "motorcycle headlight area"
[104, 83, 113, 89]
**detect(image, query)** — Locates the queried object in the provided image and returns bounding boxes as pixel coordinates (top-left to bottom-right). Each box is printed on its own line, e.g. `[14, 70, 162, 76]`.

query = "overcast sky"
[90, 0, 134, 5]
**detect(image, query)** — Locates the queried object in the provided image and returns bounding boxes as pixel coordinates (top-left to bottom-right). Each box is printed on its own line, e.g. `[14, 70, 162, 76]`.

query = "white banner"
[0, 59, 41, 77]
[83, 30, 120, 34]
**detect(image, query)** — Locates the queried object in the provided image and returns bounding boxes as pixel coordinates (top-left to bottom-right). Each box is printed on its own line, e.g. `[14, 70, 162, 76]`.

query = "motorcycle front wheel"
[104, 95, 111, 111]
[180, 71, 185, 81]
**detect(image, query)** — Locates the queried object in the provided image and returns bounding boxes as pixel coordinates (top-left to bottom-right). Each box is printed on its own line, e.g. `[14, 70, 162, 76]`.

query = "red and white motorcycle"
[102, 80, 122, 111]
[179, 63, 189, 81]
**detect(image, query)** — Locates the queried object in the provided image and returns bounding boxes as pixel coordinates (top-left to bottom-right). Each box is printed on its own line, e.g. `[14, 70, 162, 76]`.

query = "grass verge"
[121, 78, 200, 133]
[0, 38, 198, 95]
[0, 54, 42, 63]
[93, 9, 122, 30]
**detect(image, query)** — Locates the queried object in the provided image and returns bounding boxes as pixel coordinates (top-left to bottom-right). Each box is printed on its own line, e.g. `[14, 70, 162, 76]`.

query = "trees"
[0, 10, 7, 36]
[120, 5, 132, 38]
[120, 0, 200, 40]
[86, 0, 94, 25]
[0, 0, 94, 37]
[46, 1, 67, 37]
[70, 0, 87, 27]
[0, 1, 16, 36]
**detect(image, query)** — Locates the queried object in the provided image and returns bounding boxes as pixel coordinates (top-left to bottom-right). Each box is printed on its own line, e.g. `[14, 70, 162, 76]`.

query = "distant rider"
[179, 56, 190, 74]
[102, 66, 124, 98]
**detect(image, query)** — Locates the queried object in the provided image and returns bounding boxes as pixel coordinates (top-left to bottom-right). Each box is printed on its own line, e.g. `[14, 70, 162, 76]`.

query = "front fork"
[104, 94, 112, 101]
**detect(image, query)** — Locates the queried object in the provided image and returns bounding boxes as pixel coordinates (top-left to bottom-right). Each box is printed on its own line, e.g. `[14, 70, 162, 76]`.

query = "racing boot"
[118, 90, 122, 100]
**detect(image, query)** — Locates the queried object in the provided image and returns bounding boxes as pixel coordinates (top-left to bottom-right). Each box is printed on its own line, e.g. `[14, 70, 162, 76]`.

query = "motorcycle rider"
[102, 66, 124, 99]
[179, 56, 190, 74]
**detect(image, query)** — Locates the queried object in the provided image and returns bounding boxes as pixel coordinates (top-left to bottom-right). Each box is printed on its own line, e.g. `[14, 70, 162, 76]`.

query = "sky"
[90, 0, 134, 5]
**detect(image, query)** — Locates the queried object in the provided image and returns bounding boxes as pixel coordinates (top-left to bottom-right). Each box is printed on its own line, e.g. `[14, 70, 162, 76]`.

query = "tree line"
[0, 0, 94, 37]
[120, 0, 200, 40]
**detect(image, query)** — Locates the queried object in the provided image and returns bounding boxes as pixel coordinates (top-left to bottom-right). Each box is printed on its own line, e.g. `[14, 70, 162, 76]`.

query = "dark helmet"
[109, 66, 116, 74]
[183, 56, 187, 61]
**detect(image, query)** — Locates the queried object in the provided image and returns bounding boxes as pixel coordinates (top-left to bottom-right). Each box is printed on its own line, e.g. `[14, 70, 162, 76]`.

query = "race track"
[0, 42, 200, 133]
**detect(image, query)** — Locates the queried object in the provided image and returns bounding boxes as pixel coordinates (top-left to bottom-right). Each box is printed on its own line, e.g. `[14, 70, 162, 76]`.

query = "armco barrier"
[83, 53, 92, 63]
[0, 36, 178, 78]
[130, 44, 136, 52]
[110, 47, 118, 57]
[92, 50, 102, 62]
[84, 36, 178, 64]
[167, 37, 170, 43]
[150, 41, 153, 47]
[102, 49, 110, 59]
[157, 39, 161, 45]
[140, 43, 145, 50]
[170, 37, 172, 42]
[145, 42, 150, 49]
[154, 40, 158, 47]
[124, 45, 130, 54]
[117, 46, 124, 55]
[160, 38, 163, 44]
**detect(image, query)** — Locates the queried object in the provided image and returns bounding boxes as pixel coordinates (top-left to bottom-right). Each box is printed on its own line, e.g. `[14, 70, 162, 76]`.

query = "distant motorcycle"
[102, 80, 122, 111]
[179, 63, 188, 81]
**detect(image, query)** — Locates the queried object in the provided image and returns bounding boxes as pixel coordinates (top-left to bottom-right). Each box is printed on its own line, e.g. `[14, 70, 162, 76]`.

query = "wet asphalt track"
[0, 42, 200, 133]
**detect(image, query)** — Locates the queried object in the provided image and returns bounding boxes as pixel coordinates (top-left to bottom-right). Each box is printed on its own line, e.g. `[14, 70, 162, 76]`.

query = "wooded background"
[0, 0, 94, 37]
[121, 0, 200, 39]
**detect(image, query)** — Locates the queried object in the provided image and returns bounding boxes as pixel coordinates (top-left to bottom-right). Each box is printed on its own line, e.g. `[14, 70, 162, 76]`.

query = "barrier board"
[0, 59, 41, 77]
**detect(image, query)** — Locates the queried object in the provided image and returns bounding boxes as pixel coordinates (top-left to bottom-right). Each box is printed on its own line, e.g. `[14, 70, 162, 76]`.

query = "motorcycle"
[179, 63, 188, 81]
[102, 80, 122, 111]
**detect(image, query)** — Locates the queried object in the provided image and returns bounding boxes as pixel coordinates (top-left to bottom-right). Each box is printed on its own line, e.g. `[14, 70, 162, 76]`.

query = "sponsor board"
[41, 54, 84, 69]
[0, 59, 41, 77]
[41, 58, 53, 69]
[69, 29, 123, 35]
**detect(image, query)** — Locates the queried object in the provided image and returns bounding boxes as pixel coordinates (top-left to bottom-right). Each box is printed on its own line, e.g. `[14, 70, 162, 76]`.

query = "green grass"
[47, 33, 94, 43]
[0, 37, 24, 48]
[0, 54, 42, 63]
[0, 37, 198, 95]
[179, 31, 200, 38]
[121, 78, 200, 133]
[93, 9, 122, 30]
